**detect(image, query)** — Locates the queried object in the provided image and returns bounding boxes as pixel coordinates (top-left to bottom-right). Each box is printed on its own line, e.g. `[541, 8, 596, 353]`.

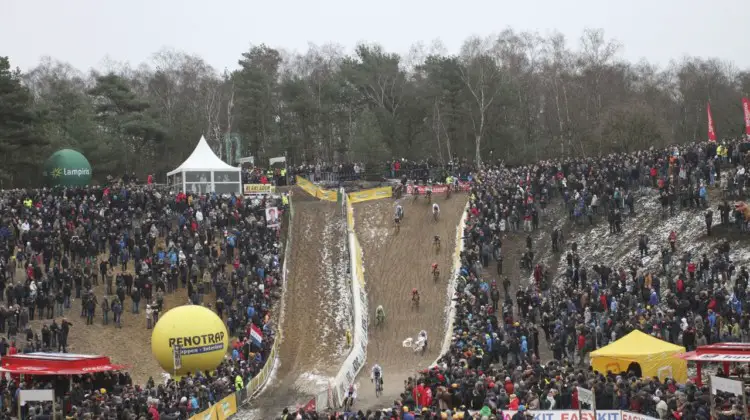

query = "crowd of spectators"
[0, 185, 286, 419]
[281, 140, 750, 420]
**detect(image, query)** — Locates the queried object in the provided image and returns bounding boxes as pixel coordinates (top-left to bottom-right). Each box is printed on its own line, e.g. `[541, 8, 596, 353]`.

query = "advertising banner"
[497, 410, 623, 420]
[406, 183, 471, 195]
[243, 184, 275, 195]
[214, 394, 237, 420]
[189, 406, 217, 420]
[347, 186, 392, 203]
[296, 176, 319, 198]
[317, 189, 338, 202]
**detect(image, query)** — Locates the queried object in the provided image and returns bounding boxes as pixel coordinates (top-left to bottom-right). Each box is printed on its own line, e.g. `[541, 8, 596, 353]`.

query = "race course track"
[244, 189, 350, 419]
[352, 195, 467, 408]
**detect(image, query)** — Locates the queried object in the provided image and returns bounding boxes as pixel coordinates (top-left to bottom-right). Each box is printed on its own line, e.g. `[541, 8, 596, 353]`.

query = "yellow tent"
[589, 330, 688, 383]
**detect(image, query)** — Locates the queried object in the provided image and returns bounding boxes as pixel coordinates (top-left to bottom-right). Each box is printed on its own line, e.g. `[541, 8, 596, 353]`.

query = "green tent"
[43, 149, 92, 187]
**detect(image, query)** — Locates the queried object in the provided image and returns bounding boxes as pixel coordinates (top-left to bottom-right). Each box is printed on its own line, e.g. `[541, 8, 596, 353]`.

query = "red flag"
[743, 97, 750, 136]
[303, 397, 316, 412]
[707, 102, 717, 142]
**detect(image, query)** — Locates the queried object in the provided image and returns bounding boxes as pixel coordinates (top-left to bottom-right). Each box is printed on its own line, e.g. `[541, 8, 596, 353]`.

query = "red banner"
[743, 97, 750, 136]
[406, 183, 471, 195]
[707, 102, 717, 142]
[303, 397, 316, 412]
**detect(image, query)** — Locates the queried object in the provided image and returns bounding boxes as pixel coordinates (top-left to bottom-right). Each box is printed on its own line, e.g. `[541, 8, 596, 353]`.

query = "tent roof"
[167, 136, 239, 176]
[590, 330, 685, 357]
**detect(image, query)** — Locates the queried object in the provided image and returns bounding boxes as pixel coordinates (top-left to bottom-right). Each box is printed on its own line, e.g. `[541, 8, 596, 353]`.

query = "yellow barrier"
[296, 176, 319, 198]
[243, 184, 276, 195]
[189, 405, 217, 420]
[346, 200, 354, 231]
[347, 186, 392, 204]
[244, 329, 280, 397]
[215, 394, 237, 420]
[295, 176, 338, 202]
[317, 189, 338, 202]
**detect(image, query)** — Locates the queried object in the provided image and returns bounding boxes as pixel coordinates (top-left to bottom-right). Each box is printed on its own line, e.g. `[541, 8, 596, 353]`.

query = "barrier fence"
[488, 410, 658, 420]
[295, 176, 339, 202]
[188, 393, 238, 420]
[328, 194, 369, 408]
[433, 200, 470, 366]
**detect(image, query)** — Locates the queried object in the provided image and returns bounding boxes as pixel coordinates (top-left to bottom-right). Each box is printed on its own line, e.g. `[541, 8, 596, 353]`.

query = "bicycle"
[446, 184, 452, 199]
[433, 207, 439, 222]
[433, 236, 441, 252]
[432, 266, 440, 282]
[411, 293, 420, 310]
[426, 190, 432, 204]
[374, 376, 383, 397]
[376, 308, 385, 326]
[413, 188, 419, 202]
[394, 217, 400, 234]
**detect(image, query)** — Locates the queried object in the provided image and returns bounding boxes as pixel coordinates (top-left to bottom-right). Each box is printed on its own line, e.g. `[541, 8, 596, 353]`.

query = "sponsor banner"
[347, 186, 392, 203]
[189, 405, 217, 420]
[296, 176, 319, 198]
[215, 394, 237, 420]
[331, 194, 369, 408]
[710, 375, 744, 395]
[406, 183, 471, 195]
[243, 184, 275, 195]
[497, 410, 623, 420]
[295, 176, 338, 202]
[743, 97, 750, 136]
[317, 189, 338, 202]
[620, 412, 659, 420]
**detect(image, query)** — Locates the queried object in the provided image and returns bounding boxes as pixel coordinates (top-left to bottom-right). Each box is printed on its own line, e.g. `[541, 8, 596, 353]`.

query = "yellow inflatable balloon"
[151, 305, 229, 376]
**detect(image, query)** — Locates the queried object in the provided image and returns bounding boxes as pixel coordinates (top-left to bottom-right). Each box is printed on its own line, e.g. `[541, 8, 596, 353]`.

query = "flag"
[250, 324, 263, 346]
[743, 97, 750, 136]
[707, 102, 717, 142]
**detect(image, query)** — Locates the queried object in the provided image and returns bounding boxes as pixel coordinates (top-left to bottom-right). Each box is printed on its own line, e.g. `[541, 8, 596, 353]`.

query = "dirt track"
[352, 195, 468, 408]
[248, 189, 350, 418]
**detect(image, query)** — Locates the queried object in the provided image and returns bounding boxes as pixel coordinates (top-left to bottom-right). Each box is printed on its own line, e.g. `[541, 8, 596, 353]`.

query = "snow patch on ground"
[319, 216, 353, 361]
[538, 189, 750, 301]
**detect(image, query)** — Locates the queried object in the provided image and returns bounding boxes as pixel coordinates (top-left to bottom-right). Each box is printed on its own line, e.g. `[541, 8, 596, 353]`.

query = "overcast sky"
[3, 0, 750, 73]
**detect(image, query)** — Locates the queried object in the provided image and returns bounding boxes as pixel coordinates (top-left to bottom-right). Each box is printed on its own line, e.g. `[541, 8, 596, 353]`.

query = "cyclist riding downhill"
[426, 184, 433, 204]
[432, 262, 440, 282]
[343, 383, 356, 411]
[411, 288, 420, 309]
[375, 304, 385, 326]
[394, 204, 403, 233]
[412, 183, 420, 202]
[433, 235, 441, 252]
[432, 202, 440, 221]
[371, 363, 384, 397]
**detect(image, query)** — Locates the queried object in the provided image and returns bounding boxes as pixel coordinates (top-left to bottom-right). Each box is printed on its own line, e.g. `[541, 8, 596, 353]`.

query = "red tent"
[0, 352, 126, 375]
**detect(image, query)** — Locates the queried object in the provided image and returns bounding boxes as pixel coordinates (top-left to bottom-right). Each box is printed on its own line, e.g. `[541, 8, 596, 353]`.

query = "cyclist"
[375, 305, 385, 325]
[431, 263, 440, 279]
[433, 235, 441, 247]
[412, 288, 420, 306]
[432, 202, 440, 216]
[395, 204, 403, 222]
[426, 184, 433, 199]
[371, 363, 384, 396]
[371, 363, 383, 382]
[344, 383, 356, 411]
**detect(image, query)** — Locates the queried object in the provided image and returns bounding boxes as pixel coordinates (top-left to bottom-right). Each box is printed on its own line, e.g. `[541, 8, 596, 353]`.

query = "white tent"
[167, 136, 242, 195]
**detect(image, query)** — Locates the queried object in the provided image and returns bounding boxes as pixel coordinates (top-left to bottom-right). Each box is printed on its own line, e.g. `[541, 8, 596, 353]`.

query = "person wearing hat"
[511, 405, 526, 420]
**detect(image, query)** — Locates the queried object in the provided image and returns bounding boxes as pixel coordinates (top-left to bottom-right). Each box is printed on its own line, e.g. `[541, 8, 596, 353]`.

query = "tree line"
[1, 28, 749, 187]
